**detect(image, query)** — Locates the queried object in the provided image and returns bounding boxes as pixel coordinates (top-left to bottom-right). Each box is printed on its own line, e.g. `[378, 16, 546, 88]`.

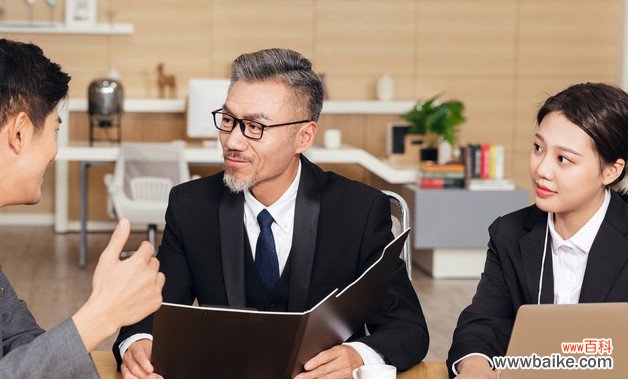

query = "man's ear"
[295, 121, 317, 154]
[6, 112, 30, 154]
[603, 158, 625, 185]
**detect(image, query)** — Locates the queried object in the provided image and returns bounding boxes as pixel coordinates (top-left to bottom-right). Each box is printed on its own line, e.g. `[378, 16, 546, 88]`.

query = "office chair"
[382, 190, 412, 281]
[104, 142, 190, 246]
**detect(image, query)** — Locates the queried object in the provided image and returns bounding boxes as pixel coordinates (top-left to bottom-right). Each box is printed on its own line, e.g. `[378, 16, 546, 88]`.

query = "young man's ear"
[603, 158, 626, 185]
[295, 121, 317, 154]
[6, 112, 30, 154]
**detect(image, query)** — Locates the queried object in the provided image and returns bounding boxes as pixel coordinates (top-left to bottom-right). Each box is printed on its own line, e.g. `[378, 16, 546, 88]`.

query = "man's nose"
[223, 122, 248, 150]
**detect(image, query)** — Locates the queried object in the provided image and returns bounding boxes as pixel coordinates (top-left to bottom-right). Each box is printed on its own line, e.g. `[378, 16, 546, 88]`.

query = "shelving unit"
[0, 21, 134, 35]
[66, 98, 415, 114]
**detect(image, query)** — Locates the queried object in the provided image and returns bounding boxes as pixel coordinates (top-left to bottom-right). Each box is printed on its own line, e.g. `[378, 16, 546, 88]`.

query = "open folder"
[151, 229, 410, 379]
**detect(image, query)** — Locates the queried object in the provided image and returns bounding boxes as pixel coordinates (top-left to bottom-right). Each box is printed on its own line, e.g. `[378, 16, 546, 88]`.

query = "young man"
[116, 48, 429, 379]
[0, 38, 165, 378]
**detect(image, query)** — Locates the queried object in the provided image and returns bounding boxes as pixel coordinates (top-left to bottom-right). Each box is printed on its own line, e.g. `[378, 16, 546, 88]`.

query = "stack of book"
[419, 163, 465, 189]
[461, 143, 515, 190]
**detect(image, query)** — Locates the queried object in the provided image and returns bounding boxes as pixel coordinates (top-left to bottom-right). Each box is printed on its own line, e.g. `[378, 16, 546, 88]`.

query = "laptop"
[502, 303, 628, 378]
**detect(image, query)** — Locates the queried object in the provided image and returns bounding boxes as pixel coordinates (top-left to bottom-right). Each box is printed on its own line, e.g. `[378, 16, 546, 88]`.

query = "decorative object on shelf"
[323, 129, 342, 149]
[65, 0, 97, 27]
[104, 0, 116, 24]
[87, 74, 124, 146]
[46, 0, 57, 22]
[157, 63, 177, 98]
[401, 94, 465, 163]
[376, 73, 395, 101]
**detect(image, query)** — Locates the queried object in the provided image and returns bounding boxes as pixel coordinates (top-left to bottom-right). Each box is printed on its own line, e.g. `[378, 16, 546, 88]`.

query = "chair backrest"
[112, 142, 190, 201]
[382, 190, 412, 281]
[107, 142, 190, 225]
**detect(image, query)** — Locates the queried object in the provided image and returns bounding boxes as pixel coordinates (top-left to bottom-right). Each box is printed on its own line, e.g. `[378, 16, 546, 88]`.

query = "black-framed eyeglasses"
[211, 108, 311, 140]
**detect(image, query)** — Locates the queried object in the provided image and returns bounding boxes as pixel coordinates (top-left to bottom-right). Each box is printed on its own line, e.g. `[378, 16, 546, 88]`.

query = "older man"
[116, 48, 428, 379]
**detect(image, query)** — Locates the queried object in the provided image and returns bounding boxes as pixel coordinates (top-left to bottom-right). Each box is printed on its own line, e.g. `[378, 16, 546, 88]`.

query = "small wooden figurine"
[156, 63, 176, 98]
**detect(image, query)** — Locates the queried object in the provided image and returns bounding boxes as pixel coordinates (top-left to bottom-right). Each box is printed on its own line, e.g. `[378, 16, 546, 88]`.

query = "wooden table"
[92, 351, 448, 379]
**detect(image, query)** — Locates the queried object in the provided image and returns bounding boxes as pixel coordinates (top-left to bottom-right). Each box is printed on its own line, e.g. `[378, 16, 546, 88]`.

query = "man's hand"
[456, 355, 501, 379]
[72, 218, 165, 352]
[295, 345, 363, 379]
[121, 339, 162, 379]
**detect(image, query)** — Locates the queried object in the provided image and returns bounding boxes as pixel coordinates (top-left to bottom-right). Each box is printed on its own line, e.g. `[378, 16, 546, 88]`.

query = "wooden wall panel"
[210, 0, 314, 78]
[314, 1, 415, 76]
[0, 0, 622, 218]
[416, 0, 517, 76]
[517, 0, 621, 77]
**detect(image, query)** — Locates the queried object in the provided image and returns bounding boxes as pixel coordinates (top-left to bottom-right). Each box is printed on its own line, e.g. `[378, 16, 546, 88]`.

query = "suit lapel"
[579, 192, 628, 303]
[287, 156, 320, 312]
[519, 208, 554, 304]
[219, 188, 247, 308]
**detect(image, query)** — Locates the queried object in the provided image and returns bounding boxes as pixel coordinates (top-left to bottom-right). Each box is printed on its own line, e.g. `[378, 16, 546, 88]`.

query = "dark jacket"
[115, 156, 429, 371]
[447, 191, 628, 377]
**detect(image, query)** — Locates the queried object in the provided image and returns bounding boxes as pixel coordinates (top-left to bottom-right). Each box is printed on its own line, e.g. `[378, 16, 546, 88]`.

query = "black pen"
[119, 249, 158, 260]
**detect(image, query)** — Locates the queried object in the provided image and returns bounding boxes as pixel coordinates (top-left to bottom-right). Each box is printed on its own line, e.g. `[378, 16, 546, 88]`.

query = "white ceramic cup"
[324, 129, 342, 149]
[352, 364, 397, 379]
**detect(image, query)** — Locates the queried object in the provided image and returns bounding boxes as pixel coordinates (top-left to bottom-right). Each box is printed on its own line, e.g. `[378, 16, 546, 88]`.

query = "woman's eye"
[558, 156, 571, 164]
[533, 143, 542, 152]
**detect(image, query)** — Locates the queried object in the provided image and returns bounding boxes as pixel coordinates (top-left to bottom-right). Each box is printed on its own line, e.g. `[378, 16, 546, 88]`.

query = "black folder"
[151, 229, 410, 378]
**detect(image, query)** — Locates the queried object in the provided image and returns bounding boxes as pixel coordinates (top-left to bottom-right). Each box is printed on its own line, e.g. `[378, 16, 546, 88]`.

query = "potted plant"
[401, 94, 466, 162]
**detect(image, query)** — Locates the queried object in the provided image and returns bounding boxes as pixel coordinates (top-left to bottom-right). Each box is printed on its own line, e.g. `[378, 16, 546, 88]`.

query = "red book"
[480, 143, 490, 179]
[420, 178, 445, 189]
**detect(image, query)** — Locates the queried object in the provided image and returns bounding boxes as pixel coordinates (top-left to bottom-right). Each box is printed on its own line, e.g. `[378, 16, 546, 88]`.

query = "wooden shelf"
[67, 98, 414, 114]
[0, 22, 134, 35]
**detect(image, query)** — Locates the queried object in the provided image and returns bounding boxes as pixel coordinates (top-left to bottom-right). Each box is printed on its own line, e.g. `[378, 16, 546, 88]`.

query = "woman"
[447, 82, 628, 378]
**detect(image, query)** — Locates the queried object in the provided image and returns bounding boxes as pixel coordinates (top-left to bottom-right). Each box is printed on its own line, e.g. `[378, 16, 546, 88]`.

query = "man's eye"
[248, 123, 263, 132]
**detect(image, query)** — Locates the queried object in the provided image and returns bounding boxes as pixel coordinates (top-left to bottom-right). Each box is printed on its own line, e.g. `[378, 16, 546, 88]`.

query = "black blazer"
[114, 156, 429, 371]
[447, 191, 628, 377]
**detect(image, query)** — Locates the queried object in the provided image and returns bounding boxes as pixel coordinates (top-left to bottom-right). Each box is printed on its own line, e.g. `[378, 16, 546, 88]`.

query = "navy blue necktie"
[255, 209, 279, 292]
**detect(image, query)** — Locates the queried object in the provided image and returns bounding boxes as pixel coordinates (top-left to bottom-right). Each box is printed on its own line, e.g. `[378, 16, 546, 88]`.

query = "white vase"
[376, 73, 394, 101]
[437, 138, 453, 164]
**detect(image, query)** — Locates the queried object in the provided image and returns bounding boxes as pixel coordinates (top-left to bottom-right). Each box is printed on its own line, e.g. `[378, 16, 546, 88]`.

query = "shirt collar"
[548, 189, 611, 255]
[243, 160, 301, 233]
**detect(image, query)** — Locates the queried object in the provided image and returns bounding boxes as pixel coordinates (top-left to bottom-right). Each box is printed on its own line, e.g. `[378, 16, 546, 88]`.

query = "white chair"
[382, 190, 412, 281]
[104, 142, 190, 246]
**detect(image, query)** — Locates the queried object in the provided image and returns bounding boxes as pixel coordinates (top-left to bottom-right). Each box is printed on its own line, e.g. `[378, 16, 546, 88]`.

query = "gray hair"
[230, 48, 324, 121]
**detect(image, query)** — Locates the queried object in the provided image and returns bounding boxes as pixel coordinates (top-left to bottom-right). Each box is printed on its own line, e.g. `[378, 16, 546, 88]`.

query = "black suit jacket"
[447, 191, 628, 377]
[115, 156, 428, 371]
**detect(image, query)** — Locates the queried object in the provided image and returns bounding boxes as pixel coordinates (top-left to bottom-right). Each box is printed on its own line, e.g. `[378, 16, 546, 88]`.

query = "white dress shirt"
[549, 189, 610, 304]
[452, 189, 611, 375]
[120, 161, 384, 366]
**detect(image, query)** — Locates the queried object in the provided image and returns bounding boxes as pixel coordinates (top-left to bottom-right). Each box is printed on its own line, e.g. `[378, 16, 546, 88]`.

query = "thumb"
[101, 218, 131, 261]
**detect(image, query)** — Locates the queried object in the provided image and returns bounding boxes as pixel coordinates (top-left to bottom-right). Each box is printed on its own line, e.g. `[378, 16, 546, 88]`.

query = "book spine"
[489, 144, 496, 179]
[463, 146, 473, 179]
[420, 178, 445, 188]
[420, 178, 464, 188]
[422, 172, 466, 179]
[494, 145, 505, 179]
[473, 144, 481, 178]
[480, 143, 490, 179]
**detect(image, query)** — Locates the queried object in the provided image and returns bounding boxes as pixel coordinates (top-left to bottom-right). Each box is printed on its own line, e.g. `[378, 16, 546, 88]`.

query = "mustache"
[223, 151, 253, 162]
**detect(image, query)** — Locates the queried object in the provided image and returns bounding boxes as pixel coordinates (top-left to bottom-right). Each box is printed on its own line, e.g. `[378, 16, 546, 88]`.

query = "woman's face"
[529, 111, 612, 221]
